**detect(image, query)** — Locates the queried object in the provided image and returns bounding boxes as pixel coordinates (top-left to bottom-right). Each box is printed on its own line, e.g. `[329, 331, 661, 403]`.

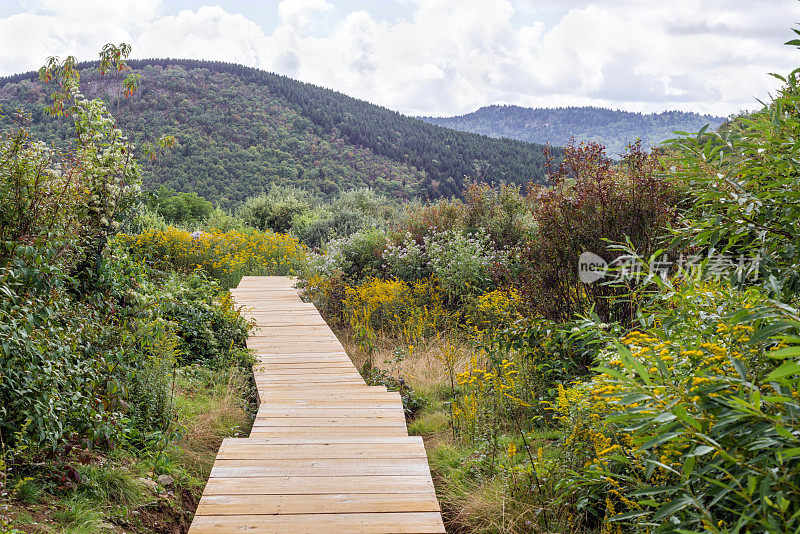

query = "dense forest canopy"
[0, 60, 555, 207]
[421, 104, 725, 156]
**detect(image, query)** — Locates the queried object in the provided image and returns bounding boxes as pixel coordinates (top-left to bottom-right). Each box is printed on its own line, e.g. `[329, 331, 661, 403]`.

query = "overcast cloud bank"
[1, 0, 797, 116]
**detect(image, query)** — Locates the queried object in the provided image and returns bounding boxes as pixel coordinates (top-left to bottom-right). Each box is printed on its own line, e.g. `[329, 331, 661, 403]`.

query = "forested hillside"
[0, 60, 554, 206]
[421, 104, 725, 156]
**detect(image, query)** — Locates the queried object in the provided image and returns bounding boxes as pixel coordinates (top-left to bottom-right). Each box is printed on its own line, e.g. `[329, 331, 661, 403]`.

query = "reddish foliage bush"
[517, 140, 677, 324]
[391, 198, 466, 245]
[463, 182, 530, 251]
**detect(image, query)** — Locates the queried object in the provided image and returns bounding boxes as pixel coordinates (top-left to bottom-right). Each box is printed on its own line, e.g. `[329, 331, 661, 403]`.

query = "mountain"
[420, 105, 725, 157]
[0, 60, 555, 207]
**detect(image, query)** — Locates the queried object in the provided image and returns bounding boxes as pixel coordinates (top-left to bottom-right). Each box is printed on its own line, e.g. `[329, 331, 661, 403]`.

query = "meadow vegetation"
[296, 55, 800, 532]
[0, 46, 257, 532]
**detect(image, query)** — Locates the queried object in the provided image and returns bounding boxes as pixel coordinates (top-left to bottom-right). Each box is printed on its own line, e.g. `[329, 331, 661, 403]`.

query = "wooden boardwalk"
[189, 276, 445, 533]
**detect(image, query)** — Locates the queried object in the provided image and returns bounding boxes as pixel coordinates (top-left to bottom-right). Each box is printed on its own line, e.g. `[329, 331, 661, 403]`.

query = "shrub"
[300, 229, 389, 324]
[117, 226, 307, 288]
[463, 182, 531, 251]
[0, 129, 85, 250]
[393, 198, 465, 245]
[551, 283, 800, 532]
[238, 186, 312, 233]
[0, 245, 108, 448]
[292, 207, 372, 249]
[343, 277, 452, 351]
[518, 140, 677, 325]
[382, 232, 429, 282]
[463, 288, 523, 342]
[304, 227, 388, 283]
[333, 188, 390, 217]
[425, 228, 501, 303]
[203, 207, 251, 232]
[668, 67, 800, 299]
[158, 273, 252, 366]
[147, 187, 213, 225]
[452, 314, 614, 446]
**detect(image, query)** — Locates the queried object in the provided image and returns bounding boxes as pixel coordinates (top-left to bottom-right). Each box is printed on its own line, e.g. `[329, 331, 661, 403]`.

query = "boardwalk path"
[189, 276, 446, 533]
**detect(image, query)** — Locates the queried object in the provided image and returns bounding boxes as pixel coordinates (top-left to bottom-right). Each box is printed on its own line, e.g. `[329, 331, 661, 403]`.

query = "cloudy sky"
[0, 0, 797, 117]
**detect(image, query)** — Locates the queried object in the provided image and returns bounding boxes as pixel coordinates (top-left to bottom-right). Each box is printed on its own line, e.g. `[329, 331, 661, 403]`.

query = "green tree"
[37, 44, 174, 293]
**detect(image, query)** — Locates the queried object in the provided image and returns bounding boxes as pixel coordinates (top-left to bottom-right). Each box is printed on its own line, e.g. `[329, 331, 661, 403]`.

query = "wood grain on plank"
[188, 512, 445, 533]
[195, 493, 442, 515]
[201, 475, 435, 495]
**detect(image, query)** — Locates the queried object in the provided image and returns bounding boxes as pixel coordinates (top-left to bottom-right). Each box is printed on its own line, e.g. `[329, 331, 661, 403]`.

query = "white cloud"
[136, 6, 267, 65]
[24, 0, 161, 24]
[1, 0, 798, 117]
[278, 0, 334, 30]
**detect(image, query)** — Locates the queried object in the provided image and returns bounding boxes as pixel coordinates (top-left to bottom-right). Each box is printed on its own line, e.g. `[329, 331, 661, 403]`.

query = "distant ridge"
[420, 105, 725, 156]
[0, 60, 556, 205]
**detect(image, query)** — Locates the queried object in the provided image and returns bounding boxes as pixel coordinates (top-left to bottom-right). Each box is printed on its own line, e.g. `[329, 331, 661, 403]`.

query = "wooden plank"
[256, 355, 351, 361]
[249, 346, 347, 353]
[246, 309, 320, 314]
[258, 401, 402, 409]
[202, 475, 435, 495]
[254, 344, 345, 351]
[254, 408, 405, 418]
[259, 322, 332, 337]
[256, 360, 355, 367]
[259, 392, 395, 399]
[255, 376, 365, 384]
[255, 325, 331, 330]
[254, 370, 361, 376]
[188, 512, 445, 533]
[254, 365, 359, 372]
[258, 394, 396, 400]
[248, 428, 410, 438]
[254, 371, 361, 378]
[257, 385, 367, 392]
[252, 322, 329, 328]
[256, 388, 373, 394]
[241, 308, 318, 312]
[253, 366, 358, 373]
[252, 352, 348, 358]
[254, 337, 341, 344]
[255, 364, 354, 370]
[253, 367, 359, 374]
[223, 437, 426, 445]
[216, 441, 427, 460]
[195, 493, 441, 515]
[250, 324, 335, 330]
[246, 312, 319, 317]
[251, 418, 407, 427]
[255, 397, 400, 407]
[255, 330, 337, 336]
[253, 360, 354, 367]
[256, 387, 369, 393]
[255, 355, 351, 361]
[254, 372, 361, 379]
[248, 340, 342, 347]
[210, 460, 430, 478]
[241, 306, 317, 311]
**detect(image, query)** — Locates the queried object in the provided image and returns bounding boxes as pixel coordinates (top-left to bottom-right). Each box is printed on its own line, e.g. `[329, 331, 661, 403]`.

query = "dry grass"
[175, 370, 254, 480]
[339, 330, 473, 393]
[441, 477, 550, 534]
[336, 327, 571, 533]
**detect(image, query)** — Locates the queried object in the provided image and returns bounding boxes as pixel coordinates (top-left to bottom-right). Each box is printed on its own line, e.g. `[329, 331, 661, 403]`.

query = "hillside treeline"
[0, 60, 555, 206]
[422, 104, 725, 156]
